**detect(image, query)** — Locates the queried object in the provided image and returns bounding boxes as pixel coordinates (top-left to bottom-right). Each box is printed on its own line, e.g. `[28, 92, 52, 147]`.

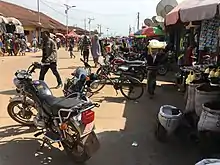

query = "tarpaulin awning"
[166, 0, 220, 26]
[180, 0, 220, 22]
[165, 0, 188, 26]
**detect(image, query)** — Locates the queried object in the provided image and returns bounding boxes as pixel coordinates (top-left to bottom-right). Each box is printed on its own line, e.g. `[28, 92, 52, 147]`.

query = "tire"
[155, 122, 168, 142]
[120, 76, 144, 100]
[158, 65, 168, 76]
[62, 141, 91, 163]
[7, 100, 36, 126]
[91, 67, 107, 93]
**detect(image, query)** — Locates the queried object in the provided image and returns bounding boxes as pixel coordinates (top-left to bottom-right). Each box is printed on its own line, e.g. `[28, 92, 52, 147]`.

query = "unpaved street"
[0, 49, 199, 165]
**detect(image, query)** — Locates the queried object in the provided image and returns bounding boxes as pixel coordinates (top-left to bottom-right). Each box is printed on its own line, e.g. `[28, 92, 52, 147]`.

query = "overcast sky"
[3, 0, 161, 36]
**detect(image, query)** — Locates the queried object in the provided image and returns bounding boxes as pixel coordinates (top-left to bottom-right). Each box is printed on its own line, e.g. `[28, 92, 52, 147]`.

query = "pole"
[37, 0, 41, 45]
[129, 25, 131, 35]
[84, 18, 87, 31]
[64, 4, 76, 49]
[137, 12, 140, 31]
[97, 24, 102, 36]
[106, 28, 109, 38]
[88, 18, 94, 35]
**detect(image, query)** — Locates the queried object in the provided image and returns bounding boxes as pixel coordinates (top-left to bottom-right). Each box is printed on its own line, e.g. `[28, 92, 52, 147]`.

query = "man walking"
[39, 31, 62, 89]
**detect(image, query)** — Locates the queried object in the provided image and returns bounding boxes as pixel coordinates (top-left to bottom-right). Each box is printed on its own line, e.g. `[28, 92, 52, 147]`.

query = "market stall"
[156, 0, 220, 157]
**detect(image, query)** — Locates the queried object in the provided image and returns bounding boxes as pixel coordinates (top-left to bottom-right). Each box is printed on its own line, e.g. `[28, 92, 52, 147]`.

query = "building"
[0, 1, 66, 42]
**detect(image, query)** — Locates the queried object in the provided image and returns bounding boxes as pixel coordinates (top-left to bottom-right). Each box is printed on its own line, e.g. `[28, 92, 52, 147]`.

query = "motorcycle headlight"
[13, 78, 22, 89]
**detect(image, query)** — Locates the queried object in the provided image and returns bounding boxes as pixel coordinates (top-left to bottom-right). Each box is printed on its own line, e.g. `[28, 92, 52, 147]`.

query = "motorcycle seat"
[125, 60, 146, 65]
[43, 95, 82, 116]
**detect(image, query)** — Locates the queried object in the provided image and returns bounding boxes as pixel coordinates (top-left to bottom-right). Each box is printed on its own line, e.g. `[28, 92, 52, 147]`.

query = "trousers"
[147, 70, 157, 95]
[39, 62, 62, 85]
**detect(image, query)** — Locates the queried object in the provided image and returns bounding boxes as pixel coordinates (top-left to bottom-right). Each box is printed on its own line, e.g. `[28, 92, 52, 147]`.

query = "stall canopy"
[180, 0, 220, 23]
[166, 0, 220, 26]
[0, 15, 8, 24]
[6, 17, 22, 25]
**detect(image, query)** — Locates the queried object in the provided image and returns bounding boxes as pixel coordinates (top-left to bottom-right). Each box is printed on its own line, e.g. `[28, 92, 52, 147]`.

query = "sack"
[185, 82, 204, 113]
[198, 102, 220, 132]
[195, 159, 220, 165]
[195, 84, 220, 116]
[158, 105, 183, 133]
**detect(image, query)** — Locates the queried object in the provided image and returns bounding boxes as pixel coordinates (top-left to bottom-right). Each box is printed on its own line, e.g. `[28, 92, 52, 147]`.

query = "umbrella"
[142, 26, 164, 37]
[0, 16, 9, 24]
[134, 29, 143, 35]
[66, 30, 79, 38]
[134, 35, 146, 38]
[56, 33, 65, 38]
[6, 17, 22, 25]
[50, 33, 56, 38]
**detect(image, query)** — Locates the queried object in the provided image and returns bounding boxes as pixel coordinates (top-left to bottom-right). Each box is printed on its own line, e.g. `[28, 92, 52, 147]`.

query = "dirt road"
[0, 49, 199, 165]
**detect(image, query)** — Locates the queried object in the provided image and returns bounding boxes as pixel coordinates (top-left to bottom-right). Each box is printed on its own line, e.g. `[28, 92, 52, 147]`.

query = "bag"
[198, 101, 220, 132]
[195, 84, 220, 116]
[195, 159, 220, 165]
[185, 82, 204, 113]
[158, 105, 183, 133]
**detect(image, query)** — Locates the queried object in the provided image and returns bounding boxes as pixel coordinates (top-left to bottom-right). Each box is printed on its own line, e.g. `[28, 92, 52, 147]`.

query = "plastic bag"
[195, 159, 220, 165]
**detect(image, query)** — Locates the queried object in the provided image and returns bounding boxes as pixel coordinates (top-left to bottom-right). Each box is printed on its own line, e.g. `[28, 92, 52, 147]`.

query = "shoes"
[55, 83, 63, 89]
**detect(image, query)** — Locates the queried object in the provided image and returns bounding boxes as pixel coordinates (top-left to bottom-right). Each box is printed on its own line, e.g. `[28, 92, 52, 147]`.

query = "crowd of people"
[0, 33, 28, 56]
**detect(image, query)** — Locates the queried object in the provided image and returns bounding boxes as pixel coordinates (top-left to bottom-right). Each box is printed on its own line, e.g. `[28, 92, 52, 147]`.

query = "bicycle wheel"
[90, 68, 107, 93]
[119, 76, 144, 100]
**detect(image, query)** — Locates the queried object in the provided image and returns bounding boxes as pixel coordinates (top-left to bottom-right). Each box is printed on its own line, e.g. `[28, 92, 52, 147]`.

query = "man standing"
[39, 31, 62, 89]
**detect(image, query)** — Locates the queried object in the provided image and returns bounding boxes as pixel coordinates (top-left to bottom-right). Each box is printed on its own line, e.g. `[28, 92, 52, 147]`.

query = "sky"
[2, 0, 161, 36]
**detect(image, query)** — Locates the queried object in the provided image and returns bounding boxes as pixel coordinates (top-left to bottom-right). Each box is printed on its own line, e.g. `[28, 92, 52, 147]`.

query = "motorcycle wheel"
[62, 125, 95, 163]
[120, 76, 144, 100]
[7, 100, 36, 126]
[62, 140, 91, 163]
[158, 65, 168, 76]
[155, 121, 167, 142]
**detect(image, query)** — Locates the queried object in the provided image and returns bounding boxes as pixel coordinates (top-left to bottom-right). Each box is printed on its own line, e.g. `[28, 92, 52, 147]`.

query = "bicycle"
[93, 62, 144, 100]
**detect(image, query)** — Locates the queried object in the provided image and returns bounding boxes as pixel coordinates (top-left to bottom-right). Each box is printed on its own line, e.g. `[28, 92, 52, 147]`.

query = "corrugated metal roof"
[0, 1, 66, 30]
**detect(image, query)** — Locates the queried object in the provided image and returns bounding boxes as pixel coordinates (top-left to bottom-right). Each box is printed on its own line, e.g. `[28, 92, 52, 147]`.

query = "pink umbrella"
[66, 30, 79, 38]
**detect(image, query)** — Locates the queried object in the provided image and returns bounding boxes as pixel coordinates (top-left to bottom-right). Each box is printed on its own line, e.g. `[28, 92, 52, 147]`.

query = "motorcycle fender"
[9, 96, 34, 105]
[9, 96, 24, 102]
[81, 131, 100, 156]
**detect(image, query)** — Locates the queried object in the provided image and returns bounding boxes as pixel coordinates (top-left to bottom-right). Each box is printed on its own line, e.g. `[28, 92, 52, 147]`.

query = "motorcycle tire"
[62, 141, 91, 163]
[120, 76, 144, 100]
[154, 121, 167, 142]
[158, 65, 168, 76]
[7, 100, 36, 126]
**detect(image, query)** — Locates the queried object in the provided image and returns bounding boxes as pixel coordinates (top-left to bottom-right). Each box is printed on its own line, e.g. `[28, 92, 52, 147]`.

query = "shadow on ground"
[0, 89, 16, 96]
[0, 84, 202, 165]
[90, 83, 201, 165]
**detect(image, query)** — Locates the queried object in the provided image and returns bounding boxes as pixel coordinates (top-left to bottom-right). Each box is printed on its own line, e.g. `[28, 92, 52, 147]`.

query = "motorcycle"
[63, 58, 102, 97]
[8, 62, 100, 163]
[98, 53, 147, 82]
[157, 51, 176, 76]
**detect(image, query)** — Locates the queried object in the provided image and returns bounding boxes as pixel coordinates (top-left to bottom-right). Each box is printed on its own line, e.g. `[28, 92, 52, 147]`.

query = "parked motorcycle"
[157, 51, 176, 76]
[8, 62, 100, 163]
[63, 58, 102, 97]
[98, 53, 147, 82]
